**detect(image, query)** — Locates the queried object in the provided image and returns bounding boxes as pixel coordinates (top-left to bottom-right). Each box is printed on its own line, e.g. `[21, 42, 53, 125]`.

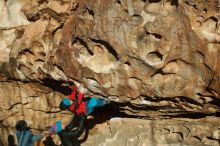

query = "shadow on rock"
[8, 135, 17, 146]
[43, 136, 57, 146]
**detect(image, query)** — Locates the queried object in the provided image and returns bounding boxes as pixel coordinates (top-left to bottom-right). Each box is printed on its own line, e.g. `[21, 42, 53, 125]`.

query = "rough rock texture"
[82, 118, 220, 146]
[0, 81, 72, 145]
[0, 0, 220, 145]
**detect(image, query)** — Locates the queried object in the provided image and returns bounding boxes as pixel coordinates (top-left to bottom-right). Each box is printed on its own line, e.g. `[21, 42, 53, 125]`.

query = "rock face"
[0, 0, 220, 145]
[82, 118, 220, 146]
[0, 81, 72, 145]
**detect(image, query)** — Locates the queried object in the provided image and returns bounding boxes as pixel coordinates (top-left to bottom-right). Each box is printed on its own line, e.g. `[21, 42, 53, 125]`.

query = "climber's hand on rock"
[87, 115, 94, 120]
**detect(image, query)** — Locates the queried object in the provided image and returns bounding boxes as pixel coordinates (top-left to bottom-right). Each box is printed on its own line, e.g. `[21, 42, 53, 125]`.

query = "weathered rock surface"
[0, 0, 220, 145]
[0, 81, 72, 145]
[82, 118, 220, 146]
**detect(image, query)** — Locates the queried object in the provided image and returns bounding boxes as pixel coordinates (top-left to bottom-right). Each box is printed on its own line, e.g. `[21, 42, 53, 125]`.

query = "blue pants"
[86, 97, 106, 115]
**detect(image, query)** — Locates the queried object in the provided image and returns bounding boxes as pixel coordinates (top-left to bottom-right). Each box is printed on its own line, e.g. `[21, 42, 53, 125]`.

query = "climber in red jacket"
[59, 85, 109, 135]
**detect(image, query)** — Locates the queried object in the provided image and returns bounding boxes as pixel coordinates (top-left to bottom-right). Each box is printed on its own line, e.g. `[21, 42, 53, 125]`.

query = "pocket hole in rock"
[132, 14, 143, 25]
[83, 8, 95, 19]
[146, 31, 162, 40]
[116, 0, 121, 4]
[124, 61, 131, 66]
[147, 51, 163, 61]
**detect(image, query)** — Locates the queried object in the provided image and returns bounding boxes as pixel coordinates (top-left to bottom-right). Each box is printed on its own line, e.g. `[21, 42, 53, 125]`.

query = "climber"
[49, 121, 80, 146]
[15, 120, 43, 146]
[59, 85, 110, 133]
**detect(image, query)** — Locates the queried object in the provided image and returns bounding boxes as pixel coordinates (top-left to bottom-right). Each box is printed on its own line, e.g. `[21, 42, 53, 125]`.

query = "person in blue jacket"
[15, 120, 43, 146]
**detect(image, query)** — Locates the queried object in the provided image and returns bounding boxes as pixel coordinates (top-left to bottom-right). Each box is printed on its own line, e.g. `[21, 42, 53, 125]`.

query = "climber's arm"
[68, 86, 77, 100]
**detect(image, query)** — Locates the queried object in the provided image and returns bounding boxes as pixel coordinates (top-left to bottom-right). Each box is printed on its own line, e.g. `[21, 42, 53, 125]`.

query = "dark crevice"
[205, 85, 217, 96]
[149, 0, 161, 3]
[204, 16, 218, 31]
[196, 93, 203, 96]
[143, 95, 179, 103]
[206, 137, 220, 143]
[184, 1, 190, 5]
[27, 14, 40, 22]
[124, 61, 131, 66]
[42, 136, 57, 146]
[86, 101, 146, 130]
[38, 0, 48, 4]
[196, 51, 205, 60]
[90, 38, 119, 60]
[192, 4, 198, 10]
[41, 78, 73, 95]
[35, 59, 44, 62]
[86, 98, 220, 128]
[170, 0, 179, 7]
[164, 112, 220, 119]
[185, 1, 198, 10]
[132, 14, 143, 25]
[193, 136, 201, 141]
[206, 16, 218, 23]
[204, 62, 212, 73]
[73, 37, 94, 56]
[146, 31, 162, 39]
[128, 55, 155, 69]
[177, 96, 203, 106]
[168, 58, 191, 65]
[150, 68, 175, 77]
[20, 48, 34, 55]
[129, 77, 142, 82]
[150, 68, 165, 77]
[42, 8, 68, 23]
[7, 135, 16, 146]
[153, 33, 162, 39]
[132, 14, 141, 18]
[196, 51, 212, 71]
[7, 102, 24, 110]
[207, 96, 220, 107]
[26, 7, 65, 22]
[173, 132, 183, 139]
[54, 64, 65, 73]
[214, 112, 220, 117]
[52, 22, 64, 35]
[84, 8, 95, 19]
[116, 0, 121, 4]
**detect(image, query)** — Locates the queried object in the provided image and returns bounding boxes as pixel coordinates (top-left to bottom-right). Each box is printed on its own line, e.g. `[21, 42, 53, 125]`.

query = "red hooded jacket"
[68, 86, 87, 116]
